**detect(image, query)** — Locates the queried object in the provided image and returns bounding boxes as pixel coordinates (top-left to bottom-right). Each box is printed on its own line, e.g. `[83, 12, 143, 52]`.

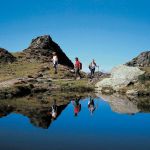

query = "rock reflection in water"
[0, 92, 149, 129]
[0, 105, 14, 118]
[0, 92, 92, 129]
[98, 93, 150, 115]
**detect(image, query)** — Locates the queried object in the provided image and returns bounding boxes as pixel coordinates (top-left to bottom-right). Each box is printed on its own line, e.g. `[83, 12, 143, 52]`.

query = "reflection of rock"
[0, 105, 14, 118]
[96, 65, 145, 93]
[0, 104, 68, 129]
[27, 104, 68, 129]
[98, 94, 140, 114]
[0, 92, 93, 128]
[133, 97, 150, 113]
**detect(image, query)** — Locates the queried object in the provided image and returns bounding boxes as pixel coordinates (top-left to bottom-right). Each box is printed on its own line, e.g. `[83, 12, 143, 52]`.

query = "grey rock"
[126, 89, 139, 97]
[23, 35, 74, 68]
[126, 51, 150, 67]
[96, 65, 145, 92]
[0, 48, 16, 63]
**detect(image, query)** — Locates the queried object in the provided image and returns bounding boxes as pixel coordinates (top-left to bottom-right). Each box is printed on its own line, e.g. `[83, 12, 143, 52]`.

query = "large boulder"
[23, 35, 74, 68]
[126, 51, 150, 67]
[0, 48, 16, 63]
[96, 65, 145, 92]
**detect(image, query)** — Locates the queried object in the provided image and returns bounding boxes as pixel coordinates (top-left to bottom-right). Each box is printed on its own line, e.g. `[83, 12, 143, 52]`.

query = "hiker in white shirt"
[52, 52, 58, 74]
[89, 59, 98, 78]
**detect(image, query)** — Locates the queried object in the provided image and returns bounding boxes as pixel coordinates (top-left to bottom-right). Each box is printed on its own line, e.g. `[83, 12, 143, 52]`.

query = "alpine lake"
[0, 92, 150, 150]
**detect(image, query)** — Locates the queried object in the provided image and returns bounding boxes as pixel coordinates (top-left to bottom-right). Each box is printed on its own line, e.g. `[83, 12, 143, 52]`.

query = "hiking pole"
[98, 65, 100, 76]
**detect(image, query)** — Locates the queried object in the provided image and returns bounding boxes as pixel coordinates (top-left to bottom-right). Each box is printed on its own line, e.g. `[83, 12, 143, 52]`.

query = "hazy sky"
[0, 0, 150, 71]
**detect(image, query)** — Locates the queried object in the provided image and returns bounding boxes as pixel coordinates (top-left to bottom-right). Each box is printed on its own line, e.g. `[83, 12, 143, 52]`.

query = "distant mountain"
[0, 48, 16, 63]
[126, 51, 150, 67]
[23, 35, 74, 68]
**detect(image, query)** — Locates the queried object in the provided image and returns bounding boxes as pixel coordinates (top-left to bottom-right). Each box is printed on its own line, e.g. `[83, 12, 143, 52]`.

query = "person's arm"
[95, 62, 98, 67]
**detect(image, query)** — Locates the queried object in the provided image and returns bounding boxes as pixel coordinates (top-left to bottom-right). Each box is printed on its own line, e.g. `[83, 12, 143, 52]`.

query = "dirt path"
[0, 78, 75, 89]
[0, 79, 21, 88]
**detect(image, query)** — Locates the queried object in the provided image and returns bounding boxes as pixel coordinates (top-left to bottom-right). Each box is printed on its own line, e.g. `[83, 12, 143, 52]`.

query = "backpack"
[79, 62, 82, 70]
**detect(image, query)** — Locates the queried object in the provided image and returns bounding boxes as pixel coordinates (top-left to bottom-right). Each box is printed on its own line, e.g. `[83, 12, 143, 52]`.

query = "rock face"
[23, 35, 74, 68]
[126, 51, 150, 67]
[0, 48, 16, 63]
[96, 65, 145, 93]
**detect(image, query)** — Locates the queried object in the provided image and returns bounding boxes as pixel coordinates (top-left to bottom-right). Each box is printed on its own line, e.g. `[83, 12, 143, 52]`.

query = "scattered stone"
[28, 75, 34, 78]
[126, 89, 139, 97]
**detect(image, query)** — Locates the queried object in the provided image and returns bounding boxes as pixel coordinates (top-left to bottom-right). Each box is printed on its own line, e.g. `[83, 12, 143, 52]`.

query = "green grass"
[0, 61, 43, 81]
[0, 51, 86, 82]
[53, 79, 94, 92]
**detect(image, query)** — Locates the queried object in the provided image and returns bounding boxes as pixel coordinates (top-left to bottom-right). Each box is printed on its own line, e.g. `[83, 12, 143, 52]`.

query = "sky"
[0, 0, 150, 72]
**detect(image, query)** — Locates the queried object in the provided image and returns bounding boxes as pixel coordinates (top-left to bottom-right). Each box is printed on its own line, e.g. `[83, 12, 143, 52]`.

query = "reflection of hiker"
[88, 97, 96, 115]
[51, 100, 58, 119]
[52, 52, 58, 74]
[89, 59, 98, 79]
[72, 97, 81, 116]
[74, 57, 82, 80]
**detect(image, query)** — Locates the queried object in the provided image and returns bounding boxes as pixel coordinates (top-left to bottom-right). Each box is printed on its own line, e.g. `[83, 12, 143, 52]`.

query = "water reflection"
[98, 94, 150, 115]
[0, 105, 13, 118]
[72, 97, 81, 116]
[99, 94, 139, 115]
[0, 93, 150, 129]
[88, 97, 97, 115]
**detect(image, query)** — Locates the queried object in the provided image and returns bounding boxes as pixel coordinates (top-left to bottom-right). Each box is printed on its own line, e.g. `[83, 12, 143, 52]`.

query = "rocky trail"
[0, 77, 75, 90]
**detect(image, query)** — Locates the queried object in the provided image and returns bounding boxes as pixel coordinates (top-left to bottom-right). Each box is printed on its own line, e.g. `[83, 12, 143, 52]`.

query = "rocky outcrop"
[126, 51, 150, 67]
[0, 48, 16, 63]
[23, 35, 74, 68]
[95, 65, 145, 94]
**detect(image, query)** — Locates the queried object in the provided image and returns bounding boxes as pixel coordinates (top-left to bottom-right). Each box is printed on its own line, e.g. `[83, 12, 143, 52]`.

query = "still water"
[0, 95, 150, 150]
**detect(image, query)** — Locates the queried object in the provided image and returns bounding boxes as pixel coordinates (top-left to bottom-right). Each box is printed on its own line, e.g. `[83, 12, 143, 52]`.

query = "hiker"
[72, 97, 81, 117]
[47, 99, 58, 119]
[88, 97, 96, 115]
[51, 99, 58, 119]
[52, 52, 58, 74]
[89, 59, 98, 79]
[74, 57, 82, 80]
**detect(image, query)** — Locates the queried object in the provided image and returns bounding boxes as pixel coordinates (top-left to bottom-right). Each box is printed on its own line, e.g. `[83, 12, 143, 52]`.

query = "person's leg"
[78, 69, 81, 79]
[75, 68, 78, 79]
[54, 63, 58, 74]
[55, 64, 58, 74]
[93, 68, 95, 77]
[91, 69, 94, 78]
[90, 69, 93, 78]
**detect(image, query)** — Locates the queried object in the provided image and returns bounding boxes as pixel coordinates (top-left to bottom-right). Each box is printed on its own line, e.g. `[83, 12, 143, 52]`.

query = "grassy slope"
[0, 52, 71, 81]
[0, 52, 94, 92]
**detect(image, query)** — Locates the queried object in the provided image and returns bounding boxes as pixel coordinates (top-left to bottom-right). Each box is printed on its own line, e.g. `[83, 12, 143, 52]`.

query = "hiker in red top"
[74, 57, 82, 80]
[72, 97, 81, 117]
